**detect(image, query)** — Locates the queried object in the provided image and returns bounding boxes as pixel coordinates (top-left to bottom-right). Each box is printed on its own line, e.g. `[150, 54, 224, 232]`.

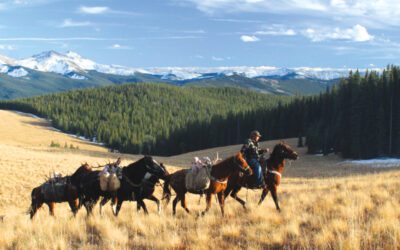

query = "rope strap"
[267, 170, 282, 177]
[210, 176, 228, 184]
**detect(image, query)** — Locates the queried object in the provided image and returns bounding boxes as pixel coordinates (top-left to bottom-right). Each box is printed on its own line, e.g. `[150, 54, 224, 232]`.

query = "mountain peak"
[65, 51, 82, 59]
[32, 50, 62, 59]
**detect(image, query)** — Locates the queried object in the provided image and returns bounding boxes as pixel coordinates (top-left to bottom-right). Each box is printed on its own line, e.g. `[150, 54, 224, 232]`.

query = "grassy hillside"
[0, 110, 399, 249]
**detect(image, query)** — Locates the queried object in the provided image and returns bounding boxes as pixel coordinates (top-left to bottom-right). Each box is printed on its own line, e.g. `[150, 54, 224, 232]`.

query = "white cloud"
[302, 24, 374, 42]
[212, 56, 224, 61]
[240, 35, 259, 42]
[255, 26, 296, 36]
[109, 44, 132, 50]
[211, 18, 262, 23]
[179, 0, 400, 26]
[0, 44, 15, 50]
[60, 19, 92, 28]
[182, 0, 327, 14]
[78, 6, 109, 14]
[0, 0, 61, 10]
[182, 29, 206, 34]
[0, 37, 112, 41]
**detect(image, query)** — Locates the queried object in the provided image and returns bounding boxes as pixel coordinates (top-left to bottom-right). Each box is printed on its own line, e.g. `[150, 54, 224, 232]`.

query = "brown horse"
[224, 142, 298, 211]
[163, 152, 252, 216]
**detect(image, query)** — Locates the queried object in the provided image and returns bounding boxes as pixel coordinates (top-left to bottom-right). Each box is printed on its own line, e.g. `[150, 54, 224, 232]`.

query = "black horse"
[69, 162, 103, 216]
[99, 157, 168, 216]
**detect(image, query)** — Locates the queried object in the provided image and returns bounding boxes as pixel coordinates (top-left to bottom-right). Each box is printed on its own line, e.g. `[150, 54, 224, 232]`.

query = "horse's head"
[234, 151, 253, 176]
[70, 162, 92, 185]
[272, 142, 298, 160]
[142, 156, 168, 179]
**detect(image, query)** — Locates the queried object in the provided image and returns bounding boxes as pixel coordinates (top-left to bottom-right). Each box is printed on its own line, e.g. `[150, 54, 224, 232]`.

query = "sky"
[0, 0, 399, 68]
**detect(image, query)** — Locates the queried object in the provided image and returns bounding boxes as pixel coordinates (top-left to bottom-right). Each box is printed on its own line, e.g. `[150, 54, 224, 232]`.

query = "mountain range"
[0, 50, 379, 99]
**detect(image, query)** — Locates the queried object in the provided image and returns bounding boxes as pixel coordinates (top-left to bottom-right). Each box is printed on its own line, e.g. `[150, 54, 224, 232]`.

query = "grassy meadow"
[0, 110, 399, 249]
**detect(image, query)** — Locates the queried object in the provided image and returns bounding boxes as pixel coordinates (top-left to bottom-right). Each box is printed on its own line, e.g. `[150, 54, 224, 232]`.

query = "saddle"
[99, 167, 121, 192]
[41, 174, 68, 202]
[185, 157, 212, 193]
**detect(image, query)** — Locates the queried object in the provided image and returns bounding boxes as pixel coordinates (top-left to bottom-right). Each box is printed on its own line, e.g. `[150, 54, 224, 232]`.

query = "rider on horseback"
[241, 130, 269, 188]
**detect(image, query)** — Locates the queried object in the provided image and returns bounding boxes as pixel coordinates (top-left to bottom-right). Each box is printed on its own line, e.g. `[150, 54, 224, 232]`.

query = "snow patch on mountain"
[341, 158, 400, 168]
[69, 73, 87, 80]
[0, 65, 9, 73]
[8, 68, 28, 78]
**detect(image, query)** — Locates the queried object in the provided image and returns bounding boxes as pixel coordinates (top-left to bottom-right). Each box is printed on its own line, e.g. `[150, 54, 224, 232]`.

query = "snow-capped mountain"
[0, 50, 387, 100]
[15, 50, 149, 78]
[0, 50, 382, 80]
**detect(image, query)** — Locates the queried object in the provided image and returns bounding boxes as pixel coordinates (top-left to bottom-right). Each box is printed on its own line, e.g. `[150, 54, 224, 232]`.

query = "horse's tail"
[162, 175, 172, 207]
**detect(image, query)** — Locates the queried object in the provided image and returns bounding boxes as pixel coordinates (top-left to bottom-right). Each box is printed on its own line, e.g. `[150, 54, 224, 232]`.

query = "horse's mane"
[125, 156, 150, 169]
[213, 152, 247, 169]
[270, 142, 286, 159]
[71, 163, 92, 177]
[212, 155, 233, 168]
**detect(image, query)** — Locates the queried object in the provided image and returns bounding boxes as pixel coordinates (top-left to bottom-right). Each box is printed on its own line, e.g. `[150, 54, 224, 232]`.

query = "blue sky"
[0, 0, 399, 68]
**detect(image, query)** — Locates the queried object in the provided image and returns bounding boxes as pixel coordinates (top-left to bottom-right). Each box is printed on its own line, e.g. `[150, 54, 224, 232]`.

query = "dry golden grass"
[0, 110, 399, 249]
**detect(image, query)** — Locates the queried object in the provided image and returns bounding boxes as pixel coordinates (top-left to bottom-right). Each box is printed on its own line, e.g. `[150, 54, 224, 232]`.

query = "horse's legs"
[111, 196, 119, 215]
[68, 198, 80, 217]
[217, 192, 225, 216]
[180, 194, 190, 214]
[258, 187, 270, 206]
[147, 194, 161, 214]
[201, 193, 212, 216]
[84, 198, 98, 216]
[46, 202, 55, 216]
[29, 201, 43, 219]
[172, 195, 180, 215]
[99, 197, 109, 215]
[230, 186, 247, 210]
[114, 200, 123, 216]
[137, 199, 148, 214]
[270, 185, 281, 211]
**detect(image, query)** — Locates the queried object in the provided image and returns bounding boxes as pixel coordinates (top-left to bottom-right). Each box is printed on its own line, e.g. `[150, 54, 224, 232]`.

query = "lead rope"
[246, 184, 249, 203]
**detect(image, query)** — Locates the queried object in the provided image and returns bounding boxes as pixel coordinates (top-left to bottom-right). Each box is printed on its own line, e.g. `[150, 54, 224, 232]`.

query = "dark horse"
[71, 156, 166, 216]
[163, 152, 252, 216]
[99, 157, 168, 216]
[28, 163, 90, 219]
[224, 142, 298, 211]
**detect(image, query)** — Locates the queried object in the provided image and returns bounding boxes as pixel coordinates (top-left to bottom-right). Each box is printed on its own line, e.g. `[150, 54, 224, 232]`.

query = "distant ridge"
[0, 50, 381, 99]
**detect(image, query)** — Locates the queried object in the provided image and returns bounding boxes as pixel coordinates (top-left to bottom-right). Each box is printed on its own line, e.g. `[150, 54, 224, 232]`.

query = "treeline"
[182, 65, 400, 159]
[2, 66, 399, 159]
[303, 66, 400, 158]
[0, 84, 292, 155]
